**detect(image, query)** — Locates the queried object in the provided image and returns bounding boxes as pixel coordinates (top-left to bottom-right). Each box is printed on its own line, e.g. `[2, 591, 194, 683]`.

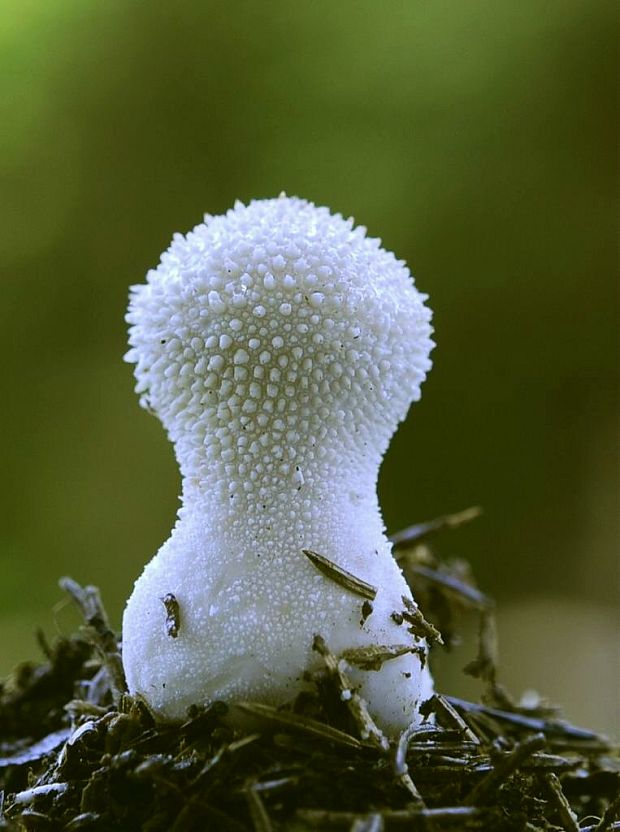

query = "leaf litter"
[1, 508, 618, 831]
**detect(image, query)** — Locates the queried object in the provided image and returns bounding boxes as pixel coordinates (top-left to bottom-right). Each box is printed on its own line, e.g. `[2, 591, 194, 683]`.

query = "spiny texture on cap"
[126, 197, 433, 494]
[123, 196, 435, 732]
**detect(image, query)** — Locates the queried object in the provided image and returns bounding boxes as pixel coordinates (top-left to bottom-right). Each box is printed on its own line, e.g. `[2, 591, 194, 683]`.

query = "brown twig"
[463, 733, 546, 805]
[59, 576, 127, 705]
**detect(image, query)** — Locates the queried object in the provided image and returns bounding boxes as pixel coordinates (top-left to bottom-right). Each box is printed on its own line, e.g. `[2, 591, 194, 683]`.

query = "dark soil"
[1, 509, 618, 831]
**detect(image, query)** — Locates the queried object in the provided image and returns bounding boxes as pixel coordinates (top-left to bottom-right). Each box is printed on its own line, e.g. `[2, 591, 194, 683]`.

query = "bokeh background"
[1, 0, 617, 734]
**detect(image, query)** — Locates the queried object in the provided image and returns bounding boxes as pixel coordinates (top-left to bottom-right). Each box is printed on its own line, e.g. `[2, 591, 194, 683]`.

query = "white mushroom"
[122, 196, 435, 733]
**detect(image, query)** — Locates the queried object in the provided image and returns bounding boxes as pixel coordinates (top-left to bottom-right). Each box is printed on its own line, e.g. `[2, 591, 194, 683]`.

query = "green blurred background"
[1, 0, 617, 734]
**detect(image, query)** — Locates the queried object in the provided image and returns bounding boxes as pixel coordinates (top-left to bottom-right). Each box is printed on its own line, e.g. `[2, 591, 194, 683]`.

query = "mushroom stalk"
[122, 196, 435, 733]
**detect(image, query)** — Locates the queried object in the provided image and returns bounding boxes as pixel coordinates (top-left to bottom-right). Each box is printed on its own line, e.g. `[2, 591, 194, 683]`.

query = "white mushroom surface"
[122, 196, 435, 732]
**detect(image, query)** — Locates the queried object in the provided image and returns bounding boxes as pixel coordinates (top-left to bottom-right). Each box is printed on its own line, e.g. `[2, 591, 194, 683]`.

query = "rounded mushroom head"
[126, 196, 434, 498]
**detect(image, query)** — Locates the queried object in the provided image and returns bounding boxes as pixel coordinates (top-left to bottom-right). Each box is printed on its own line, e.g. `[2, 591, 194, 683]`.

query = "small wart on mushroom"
[122, 196, 435, 733]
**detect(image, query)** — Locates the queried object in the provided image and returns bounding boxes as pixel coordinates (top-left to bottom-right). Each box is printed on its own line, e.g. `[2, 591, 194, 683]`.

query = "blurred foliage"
[0, 1, 617, 730]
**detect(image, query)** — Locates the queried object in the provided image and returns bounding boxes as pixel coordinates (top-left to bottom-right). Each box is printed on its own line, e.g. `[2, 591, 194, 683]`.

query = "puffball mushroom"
[122, 196, 435, 733]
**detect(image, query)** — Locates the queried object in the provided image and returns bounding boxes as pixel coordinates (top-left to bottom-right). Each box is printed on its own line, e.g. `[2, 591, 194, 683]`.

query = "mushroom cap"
[125, 196, 434, 494]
